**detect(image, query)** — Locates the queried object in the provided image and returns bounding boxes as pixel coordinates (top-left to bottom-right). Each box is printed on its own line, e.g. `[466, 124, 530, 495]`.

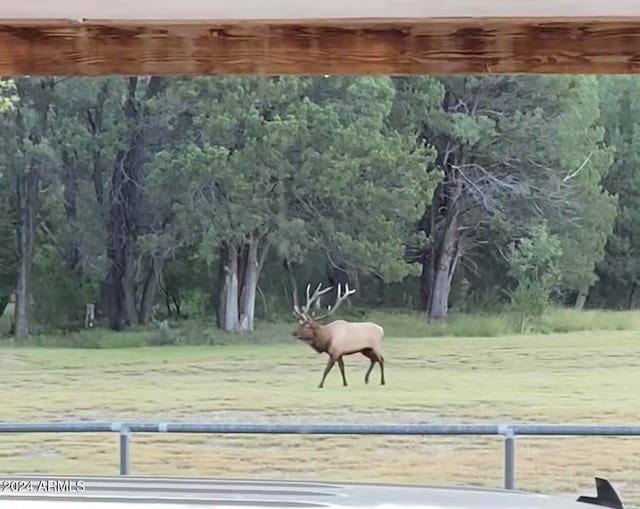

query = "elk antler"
[312, 283, 356, 321]
[293, 282, 333, 321]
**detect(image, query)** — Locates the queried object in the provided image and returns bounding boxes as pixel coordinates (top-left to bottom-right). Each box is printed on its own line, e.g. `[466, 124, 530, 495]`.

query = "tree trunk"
[284, 257, 299, 309]
[13, 169, 39, 339]
[87, 80, 110, 220]
[628, 283, 637, 310]
[217, 237, 270, 333]
[103, 233, 139, 330]
[61, 149, 82, 274]
[419, 247, 436, 312]
[172, 295, 181, 318]
[574, 286, 589, 310]
[216, 251, 225, 328]
[418, 204, 460, 320]
[165, 292, 172, 319]
[0, 294, 9, 320]
[218, 242, 240, 332]
[102, 77, 164, 330]
[139, 256, 164, 324]
[238, 241, 259, 331]
[428, 212, 459, 320]
[417, 182, 444, 312]
[416, 161, 465, 322]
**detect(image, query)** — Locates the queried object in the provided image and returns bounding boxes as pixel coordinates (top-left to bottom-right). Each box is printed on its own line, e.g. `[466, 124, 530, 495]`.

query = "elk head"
[291, 282, 356, 344]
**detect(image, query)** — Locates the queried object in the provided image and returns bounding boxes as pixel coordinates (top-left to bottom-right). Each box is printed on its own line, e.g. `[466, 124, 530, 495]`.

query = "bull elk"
[292, 282, 386, 388]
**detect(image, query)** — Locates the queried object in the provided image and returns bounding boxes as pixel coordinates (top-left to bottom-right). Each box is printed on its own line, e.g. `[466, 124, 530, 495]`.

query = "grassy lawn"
[1, 324, 640, 502]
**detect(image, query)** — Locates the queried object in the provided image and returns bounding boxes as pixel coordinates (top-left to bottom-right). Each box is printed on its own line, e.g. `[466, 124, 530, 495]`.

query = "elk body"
[292, 283, 385, 388]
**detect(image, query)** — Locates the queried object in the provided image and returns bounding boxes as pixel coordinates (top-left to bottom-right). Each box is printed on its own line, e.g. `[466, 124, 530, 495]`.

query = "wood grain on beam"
[2, 18, 640, 75]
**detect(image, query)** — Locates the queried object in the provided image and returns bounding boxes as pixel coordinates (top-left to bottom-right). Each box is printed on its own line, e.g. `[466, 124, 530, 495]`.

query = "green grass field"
[1, 319, 640, 503]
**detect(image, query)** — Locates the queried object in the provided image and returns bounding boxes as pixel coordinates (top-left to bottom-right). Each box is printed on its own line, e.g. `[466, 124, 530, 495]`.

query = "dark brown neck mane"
[309, 322, 332, 352]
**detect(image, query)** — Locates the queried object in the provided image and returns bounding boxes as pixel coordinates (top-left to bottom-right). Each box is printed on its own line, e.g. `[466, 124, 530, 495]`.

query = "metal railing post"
[119, 425, 131, 475]
[501, 426, 515, 490]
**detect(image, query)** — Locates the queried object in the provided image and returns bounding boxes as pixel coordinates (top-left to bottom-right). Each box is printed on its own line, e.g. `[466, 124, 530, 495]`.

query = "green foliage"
[6, 307, 640, 348]
[0, 75, 638, 337]
[591, 76, 640, 308]
[543, 77, 617, 295]
[0, 302, 13, 336]
[0, 200, 17, 307]
[0, 82, 20, 307]
[505, 283, 555, 333]
[160, 248, 212, 319]
[152, 76, 437, 286]
[0, 79, 18, 112]
[538, 308, 640, 333]
[504, 221, 563, 331]
[462, 287, 506, 314]
[389, 75, 617, 319]
[507, 221, 563, 294]
[31, 245, 96, 330]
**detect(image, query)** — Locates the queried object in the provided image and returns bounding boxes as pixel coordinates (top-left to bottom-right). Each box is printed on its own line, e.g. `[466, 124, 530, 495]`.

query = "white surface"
[1, 0, 640, 21]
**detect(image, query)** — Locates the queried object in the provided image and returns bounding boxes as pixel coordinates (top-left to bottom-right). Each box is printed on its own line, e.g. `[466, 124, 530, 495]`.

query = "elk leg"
[318, 357, 336, 388]
[337, 357, 348, 387]
[364, 359, 376, 384]
[377, 353, 385, 386]
[362, 348, 377, 385]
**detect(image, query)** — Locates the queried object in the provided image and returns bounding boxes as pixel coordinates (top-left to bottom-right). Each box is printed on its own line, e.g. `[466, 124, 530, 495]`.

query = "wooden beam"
[2, 2, 640, 75]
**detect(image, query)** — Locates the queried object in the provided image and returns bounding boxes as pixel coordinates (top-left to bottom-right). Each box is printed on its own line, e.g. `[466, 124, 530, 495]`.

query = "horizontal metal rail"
[1, 422, 639, 489]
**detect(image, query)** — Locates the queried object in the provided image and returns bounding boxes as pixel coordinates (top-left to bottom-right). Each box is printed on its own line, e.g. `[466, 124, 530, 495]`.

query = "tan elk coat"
[292, 283, 386, 388]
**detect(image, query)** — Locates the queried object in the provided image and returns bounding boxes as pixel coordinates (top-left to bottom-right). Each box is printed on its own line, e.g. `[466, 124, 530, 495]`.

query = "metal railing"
[1, 422, 640, 490]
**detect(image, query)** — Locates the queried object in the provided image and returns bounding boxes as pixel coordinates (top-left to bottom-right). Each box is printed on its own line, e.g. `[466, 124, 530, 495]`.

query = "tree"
[505, 219, 563, 330]
[592, 76, 640, 309]
[101, 77, 167, 330]
[397, 75, 616, 319]
[152, 76, 436, 332]
[0, 79, 19, 319]
[0, 74, 632, 337]
[0, 78, 58, 337]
